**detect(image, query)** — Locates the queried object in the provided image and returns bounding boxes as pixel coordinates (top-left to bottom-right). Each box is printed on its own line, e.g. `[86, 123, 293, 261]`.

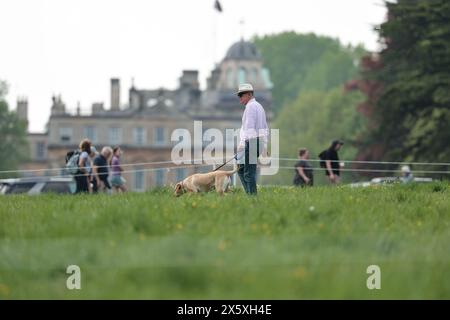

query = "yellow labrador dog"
[174, 167, 238, 196]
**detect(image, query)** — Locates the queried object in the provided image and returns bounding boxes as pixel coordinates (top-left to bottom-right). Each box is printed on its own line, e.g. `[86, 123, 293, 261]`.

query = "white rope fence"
[278, 158, 450, 166]
[1, 156, 449, 175]
[0, 161, 449, 184]
[277, 166, 450, 175]
[0, 156, 251, 174]
[0, 163, 215, 181]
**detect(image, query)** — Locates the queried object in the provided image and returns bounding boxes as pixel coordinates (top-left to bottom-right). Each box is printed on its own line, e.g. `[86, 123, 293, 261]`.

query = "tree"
[253, 32, 365, 111]
[0, 81, 29, 178]
[356, 0, 450, 165]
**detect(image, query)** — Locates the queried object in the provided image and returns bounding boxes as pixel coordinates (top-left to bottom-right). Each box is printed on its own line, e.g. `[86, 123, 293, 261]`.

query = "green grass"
[0, 183, 449, 299]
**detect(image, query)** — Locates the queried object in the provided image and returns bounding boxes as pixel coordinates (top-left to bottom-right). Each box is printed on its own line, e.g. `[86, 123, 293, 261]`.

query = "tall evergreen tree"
[356, 0, 450, 164]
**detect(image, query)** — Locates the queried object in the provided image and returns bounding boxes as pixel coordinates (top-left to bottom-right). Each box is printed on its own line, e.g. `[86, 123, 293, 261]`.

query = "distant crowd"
[68, 139, 127, 194]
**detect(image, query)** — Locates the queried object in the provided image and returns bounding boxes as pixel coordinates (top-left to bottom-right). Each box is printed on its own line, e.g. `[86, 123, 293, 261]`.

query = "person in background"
[76, 139, 92, 193]
[321, 140, 344, 184]
[111, 146, 127, 193]
[89, 146, 99, 192]
[293, 148, 314, 187]
[93, 146, 113, 193]
[400, 165, 414, 184]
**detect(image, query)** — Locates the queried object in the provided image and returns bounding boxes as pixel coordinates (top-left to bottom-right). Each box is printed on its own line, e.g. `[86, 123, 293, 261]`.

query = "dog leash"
[212, 153, 238, 172]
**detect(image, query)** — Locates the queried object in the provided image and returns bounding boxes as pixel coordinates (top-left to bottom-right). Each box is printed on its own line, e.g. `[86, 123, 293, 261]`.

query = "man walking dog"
[235, 83, 268, 195]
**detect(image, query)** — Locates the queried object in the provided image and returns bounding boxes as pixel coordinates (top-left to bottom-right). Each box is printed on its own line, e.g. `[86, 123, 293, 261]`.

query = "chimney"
[179, 70, 199, 90]
[92, 102, 104, 114]
[16, 97, 28, 130]
[110, 78, 120, 110]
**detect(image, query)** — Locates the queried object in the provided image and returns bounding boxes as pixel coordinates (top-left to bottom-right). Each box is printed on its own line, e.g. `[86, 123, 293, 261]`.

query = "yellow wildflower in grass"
[292, 267, 307, 280]
[0, 283, 10, 297]
[242, 275, 256, 284]
[218, 239, 227, 251]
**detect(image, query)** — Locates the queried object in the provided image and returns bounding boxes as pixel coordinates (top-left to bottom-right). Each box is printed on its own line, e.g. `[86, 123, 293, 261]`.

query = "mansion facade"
[19, 40, 274, 191]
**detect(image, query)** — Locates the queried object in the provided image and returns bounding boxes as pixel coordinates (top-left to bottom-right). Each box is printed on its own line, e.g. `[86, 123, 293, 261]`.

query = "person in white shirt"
[235, 83, 268, 195]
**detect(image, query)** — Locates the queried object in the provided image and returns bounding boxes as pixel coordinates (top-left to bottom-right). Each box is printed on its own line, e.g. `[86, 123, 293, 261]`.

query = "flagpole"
[213, 10, 217, 66]
[212, 1, 223, 66]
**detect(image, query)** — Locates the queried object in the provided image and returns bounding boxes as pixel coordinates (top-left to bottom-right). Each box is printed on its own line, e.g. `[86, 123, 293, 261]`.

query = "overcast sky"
[1, 0, 386, 132]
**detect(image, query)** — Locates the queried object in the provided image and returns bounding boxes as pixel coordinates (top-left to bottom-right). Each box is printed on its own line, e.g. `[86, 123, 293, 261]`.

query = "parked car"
[0, 177, 76, 195]
[371, 177, 433, 185]
[350, 177, 433, 188]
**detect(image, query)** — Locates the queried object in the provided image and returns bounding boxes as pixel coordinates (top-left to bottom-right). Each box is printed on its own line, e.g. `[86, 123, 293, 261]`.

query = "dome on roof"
[225, 40, 262, 60]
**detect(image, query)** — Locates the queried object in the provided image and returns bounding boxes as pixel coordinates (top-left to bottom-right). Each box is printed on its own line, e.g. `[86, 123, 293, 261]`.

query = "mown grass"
[0, 183, 449, 299]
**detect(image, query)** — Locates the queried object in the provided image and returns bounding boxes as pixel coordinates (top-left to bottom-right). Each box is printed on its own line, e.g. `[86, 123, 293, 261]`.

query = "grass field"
[0, 183, 449, 299]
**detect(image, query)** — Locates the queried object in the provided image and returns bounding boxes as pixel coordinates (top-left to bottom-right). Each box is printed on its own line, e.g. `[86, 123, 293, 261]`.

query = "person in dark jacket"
[322, 140, 344, 184]
[93, 146, 113, 193]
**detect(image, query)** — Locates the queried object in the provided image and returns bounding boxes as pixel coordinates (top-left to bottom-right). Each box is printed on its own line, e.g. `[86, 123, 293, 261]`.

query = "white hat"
[236, 83, 254, 95]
